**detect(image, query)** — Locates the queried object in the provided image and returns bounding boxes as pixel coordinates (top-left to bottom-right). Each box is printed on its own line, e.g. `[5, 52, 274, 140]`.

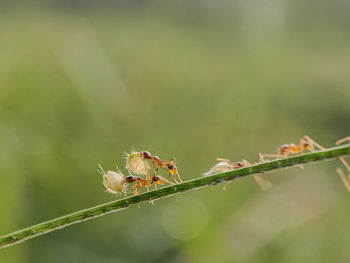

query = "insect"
[99, 149, 180, 198]
[336, 137, 350, 192]
[203, 158, 272, 191]
[98, 163, 172, 197]
[264, 135, 350, 193]
[126, 150, 183, 184]
[124, 175, 152, 195]
[260, 135, 316, 160]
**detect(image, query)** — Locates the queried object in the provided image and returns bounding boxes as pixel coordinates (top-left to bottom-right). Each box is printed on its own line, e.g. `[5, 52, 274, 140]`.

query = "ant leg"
[338, 157, 350, 173]
[336, 137, 350, 173]
[336, 168, 350, 192]
[132, 185, 138, 195]
[332, 136, 350, 178]
[168, 172, 179, 184]
[175, 171, 183, 183]
[145, 169, 151, 181]
[336, 137, 350, 145]
[158, 175, 175, 185]
[253, 175, 272, 191]
[260, 153, 283, 161]
[258, 153, 266, 163]
[244, 159, 272, 191]
[172, 176, 179, 184]
[303, 135, 325, 150]
[242, 159, 251, 166]
[223, 181, 232, 191]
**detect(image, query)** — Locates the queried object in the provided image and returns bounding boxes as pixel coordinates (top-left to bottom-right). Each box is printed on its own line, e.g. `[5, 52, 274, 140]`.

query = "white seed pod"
[125, 151, 149, 175]
[202, 161, 233, 176]
[98, 164, 125, 194]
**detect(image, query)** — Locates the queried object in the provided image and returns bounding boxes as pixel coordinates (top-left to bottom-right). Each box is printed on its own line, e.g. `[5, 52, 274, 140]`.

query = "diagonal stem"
[0, 144, 349, 249]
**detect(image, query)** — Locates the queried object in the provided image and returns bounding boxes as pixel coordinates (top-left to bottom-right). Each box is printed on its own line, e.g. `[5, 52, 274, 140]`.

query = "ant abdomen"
[303, 142, 313, 151]
[234, 161, 244, 168]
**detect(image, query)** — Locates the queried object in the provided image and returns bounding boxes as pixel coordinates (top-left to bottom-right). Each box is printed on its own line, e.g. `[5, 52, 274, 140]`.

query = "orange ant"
[260, 136, 316, 160]
[336, 137, 350, 192]
[302, 136, 350, 192]
[261, 135, 350, 192]
[127, 171, 175, 195]
[138, 151, 183, 183]
[124, 175, 152, 195]
[98, 163, 173, 197]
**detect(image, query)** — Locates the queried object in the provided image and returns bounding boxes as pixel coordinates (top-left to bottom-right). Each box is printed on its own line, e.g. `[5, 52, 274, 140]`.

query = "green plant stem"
[1, 144, 349, 249]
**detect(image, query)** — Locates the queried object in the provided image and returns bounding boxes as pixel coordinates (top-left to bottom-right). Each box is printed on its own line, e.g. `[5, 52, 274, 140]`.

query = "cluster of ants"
[203, 135, 350, 192]
[99, 136, 350, 198]
[98, 150, 182, 197]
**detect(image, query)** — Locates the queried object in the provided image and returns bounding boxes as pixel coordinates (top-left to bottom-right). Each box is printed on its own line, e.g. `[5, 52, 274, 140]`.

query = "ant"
[138, 151, 183, 183]
[124, 175, 152, 195]
[261, 135, 350, 192]
[215, 158, 272, 191]
[336, 137, 350, 192]
[260, 136, 316, 160]
[203, 157, 271, 191]
[127, 167, 175, 195]
[98, 164, 173, 197]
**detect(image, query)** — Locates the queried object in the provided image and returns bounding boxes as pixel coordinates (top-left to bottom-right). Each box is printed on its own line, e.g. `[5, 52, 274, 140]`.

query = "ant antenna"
[336, 168, 350, 192]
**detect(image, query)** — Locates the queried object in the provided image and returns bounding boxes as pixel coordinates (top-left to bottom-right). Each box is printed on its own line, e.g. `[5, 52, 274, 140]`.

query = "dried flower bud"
[202, 162, 233, 176]
[125, 151, 149, 175]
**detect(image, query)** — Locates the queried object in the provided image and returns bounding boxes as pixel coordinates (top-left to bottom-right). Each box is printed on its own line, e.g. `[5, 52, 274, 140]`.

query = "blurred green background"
[1, 1, 350, 262]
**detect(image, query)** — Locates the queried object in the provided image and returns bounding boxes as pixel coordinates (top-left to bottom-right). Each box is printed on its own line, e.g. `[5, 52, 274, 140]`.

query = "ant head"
[125, 176, 135, 184]
[167, 162, 177, 174]
[234, 161, 244, 168]
[304, 142, 314, 151]
[141, 151, 152, 159]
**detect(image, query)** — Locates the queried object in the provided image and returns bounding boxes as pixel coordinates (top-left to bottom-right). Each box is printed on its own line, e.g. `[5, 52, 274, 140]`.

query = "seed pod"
[125, 151, 149, 175]
[98, 164, 125, 194]
[202, 161, 233, 176]
[103, 170, 125, 194]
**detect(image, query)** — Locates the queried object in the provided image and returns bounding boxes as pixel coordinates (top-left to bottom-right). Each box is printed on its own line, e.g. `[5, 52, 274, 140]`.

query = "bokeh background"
[1, 1, 350, 262]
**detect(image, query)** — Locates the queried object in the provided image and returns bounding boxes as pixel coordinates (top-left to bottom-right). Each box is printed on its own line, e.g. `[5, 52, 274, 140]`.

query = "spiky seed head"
[103, 170, 125, 194]
[202, 161, 233, 176]
[126, 152, 149, 175]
